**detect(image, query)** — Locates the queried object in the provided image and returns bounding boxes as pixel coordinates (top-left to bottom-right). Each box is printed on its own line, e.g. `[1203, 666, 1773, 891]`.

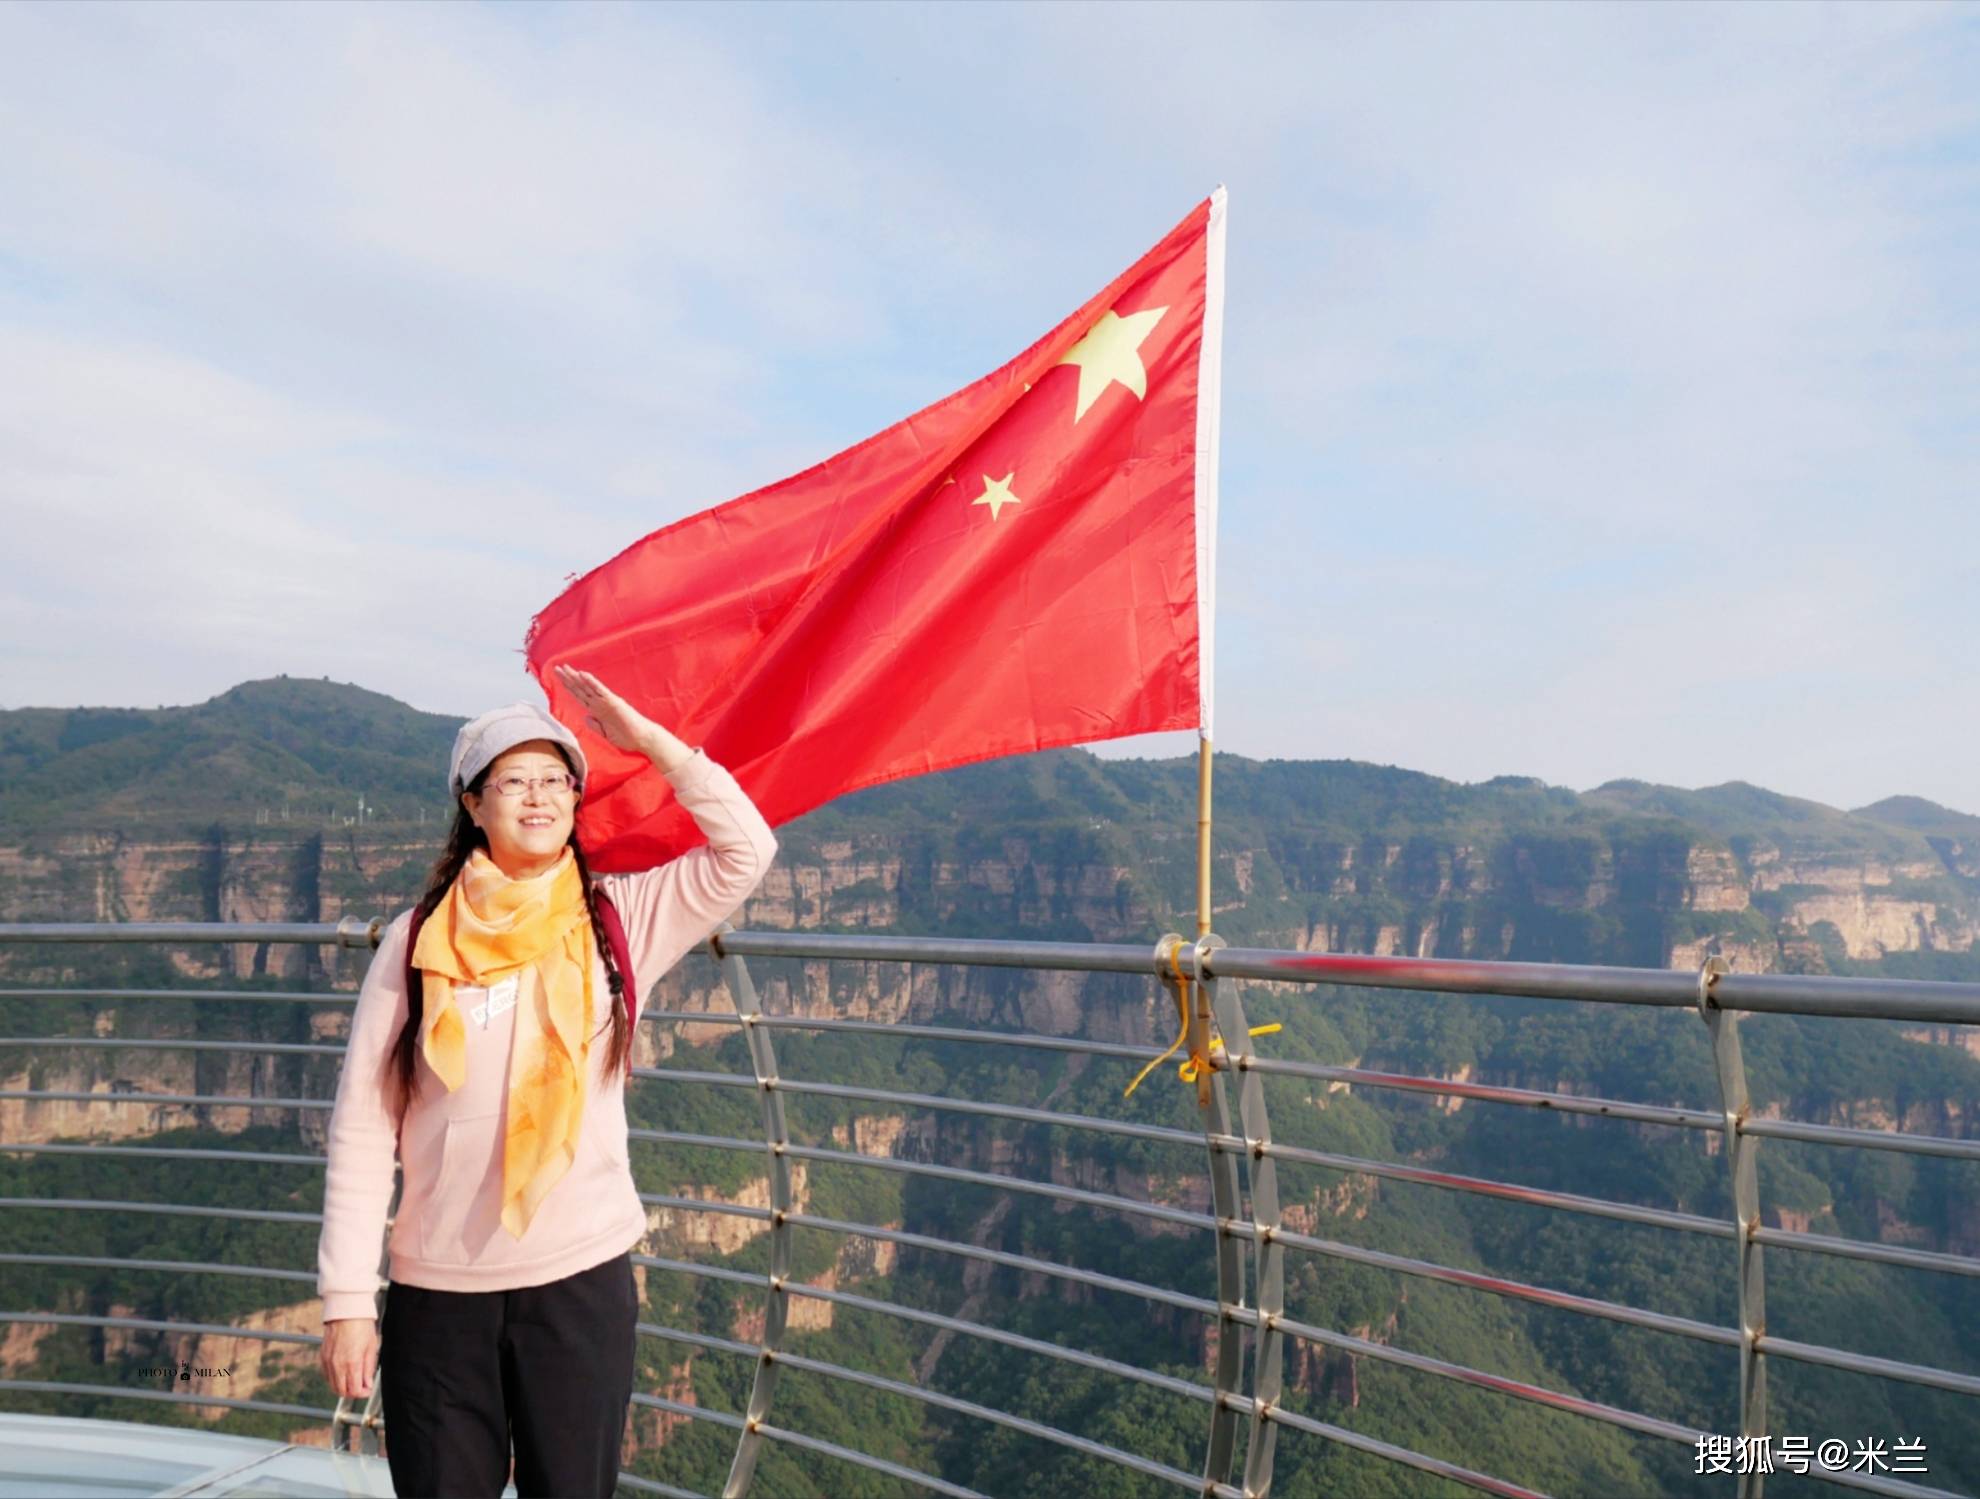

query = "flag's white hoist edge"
[1195, 185, 1227, 742]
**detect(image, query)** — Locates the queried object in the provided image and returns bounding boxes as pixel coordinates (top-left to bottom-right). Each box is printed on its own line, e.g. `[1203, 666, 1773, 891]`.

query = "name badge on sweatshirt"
[471, 976, 519, 1029]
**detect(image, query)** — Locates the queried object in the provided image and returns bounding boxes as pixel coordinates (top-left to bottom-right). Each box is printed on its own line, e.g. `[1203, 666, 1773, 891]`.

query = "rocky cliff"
[7, 681, 1980, 1461]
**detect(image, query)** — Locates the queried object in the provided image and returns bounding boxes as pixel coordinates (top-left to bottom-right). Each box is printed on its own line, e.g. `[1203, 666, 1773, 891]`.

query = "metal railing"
[0, 919, 1976, 1498]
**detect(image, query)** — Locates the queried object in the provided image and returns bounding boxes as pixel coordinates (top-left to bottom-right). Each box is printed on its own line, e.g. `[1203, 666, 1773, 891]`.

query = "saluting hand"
[553, 665, 693, 773]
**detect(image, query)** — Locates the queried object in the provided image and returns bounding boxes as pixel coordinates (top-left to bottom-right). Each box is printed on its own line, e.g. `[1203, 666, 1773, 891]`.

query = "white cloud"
[1, 2, 1976, 812]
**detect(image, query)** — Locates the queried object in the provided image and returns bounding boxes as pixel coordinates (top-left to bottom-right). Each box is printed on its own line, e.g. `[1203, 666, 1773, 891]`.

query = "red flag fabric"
[526, 191, 1226, 871]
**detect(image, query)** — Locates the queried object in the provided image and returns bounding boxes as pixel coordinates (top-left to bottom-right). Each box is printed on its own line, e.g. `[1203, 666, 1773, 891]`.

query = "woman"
[316, 665, 776, 1497]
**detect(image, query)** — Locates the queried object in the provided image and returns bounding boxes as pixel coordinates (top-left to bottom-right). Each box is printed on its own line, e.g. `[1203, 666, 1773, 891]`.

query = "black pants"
[380, 1251, 637, 1499]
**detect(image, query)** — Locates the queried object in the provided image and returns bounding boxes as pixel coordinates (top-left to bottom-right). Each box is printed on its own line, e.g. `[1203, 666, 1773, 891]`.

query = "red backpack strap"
[595, 890, 637, 1075]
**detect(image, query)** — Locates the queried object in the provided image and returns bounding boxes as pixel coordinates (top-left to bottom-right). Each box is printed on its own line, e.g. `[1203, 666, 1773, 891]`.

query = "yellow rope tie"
[1122, 942, 1192, 1099]
[1179, 1026, 1282, 1083]
[1122, 943, 1281, 1098]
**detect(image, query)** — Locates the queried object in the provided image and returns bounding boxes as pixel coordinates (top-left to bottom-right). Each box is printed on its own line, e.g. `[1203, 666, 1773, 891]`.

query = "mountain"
[0, 678, 458, 835]
[3, 681, 1978, 1496]
[4, 679, 1977, 977]
[1855, 795, 1980, 837]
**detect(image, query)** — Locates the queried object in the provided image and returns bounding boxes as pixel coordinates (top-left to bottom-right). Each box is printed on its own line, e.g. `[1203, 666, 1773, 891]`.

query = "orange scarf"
[411, 847, 595, 1239]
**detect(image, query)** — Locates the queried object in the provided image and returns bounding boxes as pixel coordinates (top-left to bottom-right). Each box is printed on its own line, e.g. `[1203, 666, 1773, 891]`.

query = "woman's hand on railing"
[321, 1316, 380, 1400]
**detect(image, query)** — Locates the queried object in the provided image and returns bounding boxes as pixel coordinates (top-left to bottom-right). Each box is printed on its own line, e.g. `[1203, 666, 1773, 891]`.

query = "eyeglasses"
[482, 772, 579, 799]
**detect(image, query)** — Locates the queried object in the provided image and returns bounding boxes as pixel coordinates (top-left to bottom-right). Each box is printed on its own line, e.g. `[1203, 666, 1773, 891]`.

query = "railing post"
[1156, 933, 1247, 1492]
[713, 926, 793, 1499]
[1199, 933, 1285, 1499]
[1698, 955, 1767, 1498]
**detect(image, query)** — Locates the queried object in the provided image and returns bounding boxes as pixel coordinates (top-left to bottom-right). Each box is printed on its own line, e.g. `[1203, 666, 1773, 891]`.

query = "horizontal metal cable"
[784, 1076, 1207, 1146]
[645, 1008, 1165, 1063]
[633, 1255, 1217, 1489]
[1758, 1333, 1980, 1398]
[1713, 970, 1980, 1027]
[644, 1192, 774, 1223]
[1255, 1225, 1980, 1399]
[776, 1345, 1212, 1493]
[758, 1416, 992, 1499]
[1754, 1225, 1980, 1280]
[640, 1195, 1711, 1450]
[650, 1067, 1811, 1272]
[634, 1066, 753, 1088]
[0, 1088, 331, 1111]
[0, 987, 354, 1003]
[708, 930, 1156, 975]
[1237, 1222, 1742, 1346]
[1264, 1139, 1976, 1277]
[0, 920, 377, 947]
[0, 1310, 320, 1347]
[1211, 946, 1698, 1011]
[614, 1473, 707, 1499]
[638, 1253, 766, 1289]
[636, 1129, 1219, 1233]
[643, 1129, 1765, 1358]
[640, 1130, 1768, 1355]
[1741, 1116, 1980, 1162]
[642, 1194, 1218, 1317]
[1241, 1054, 1726, 1131]
[1208, 946, 1980, 1026]
[0, 1036, 342, 1057]
[9, 920, 1980, 1022]
[0, 1197, 323, 1226]
[15, 1117, 1967, 1400]
[0, 1142, 323, 1165]
[794, 1281, 1214, 1407]
[1258, 1140, 1733, 1238]
[631, 1390, 745, 1431]
[1248, 1309, 1701, 1446]
[645, 1289, 1214, 1478]
[630, 1390, 988, 1498]
[642, 1003, 1760, 1144]
[1220, 1390, 1548, 1499]
[2, 1185, 1809, 1468]
[699, 928, 1980, 1025]
[554, 1005, 1980, 1164]
[0, 1377, 332, 1421]
[12, 1055, 1963, 1162]
[0, 1252, 313, 1285]
[637, 1319, 760, 1361]
[647, 1066, 1207, 1149]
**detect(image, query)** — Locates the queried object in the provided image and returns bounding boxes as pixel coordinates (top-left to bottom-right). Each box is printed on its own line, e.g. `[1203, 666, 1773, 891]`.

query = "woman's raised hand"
[553, 665, 692, 773]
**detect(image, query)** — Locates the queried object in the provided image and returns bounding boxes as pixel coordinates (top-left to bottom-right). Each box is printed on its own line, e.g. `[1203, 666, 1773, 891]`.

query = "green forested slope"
[2, 680, 1977, 1496]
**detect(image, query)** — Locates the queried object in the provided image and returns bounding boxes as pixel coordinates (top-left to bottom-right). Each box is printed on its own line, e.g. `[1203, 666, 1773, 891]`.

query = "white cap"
[448, 702, 589, 795]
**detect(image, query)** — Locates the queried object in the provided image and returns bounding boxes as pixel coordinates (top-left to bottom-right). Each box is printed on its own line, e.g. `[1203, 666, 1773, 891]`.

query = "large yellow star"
[971, 472, 1022, 522]
[1056, 305, 1168, 422]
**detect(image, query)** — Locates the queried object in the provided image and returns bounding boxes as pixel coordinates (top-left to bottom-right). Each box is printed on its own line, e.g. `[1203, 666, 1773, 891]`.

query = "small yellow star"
[971, 472, 1022, 522]
[1057, 305, 1168, 422]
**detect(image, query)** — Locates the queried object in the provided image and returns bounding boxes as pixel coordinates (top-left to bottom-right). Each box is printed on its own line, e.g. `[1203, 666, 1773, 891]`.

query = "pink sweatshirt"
[316, 749, 776, 1322]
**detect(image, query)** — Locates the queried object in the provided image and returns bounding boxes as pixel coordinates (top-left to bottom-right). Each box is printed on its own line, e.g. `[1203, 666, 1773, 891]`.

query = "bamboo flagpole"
[1121, 188, 1233, 1109]
[1194, 187, 1224, 944]
[1188, 190, 1226, 1103]
[1191, 732, 1216, 1107]
[1197, 735, 1213, 938]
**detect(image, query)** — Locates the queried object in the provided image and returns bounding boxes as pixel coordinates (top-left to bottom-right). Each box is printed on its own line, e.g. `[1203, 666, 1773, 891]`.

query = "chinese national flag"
[525, 191, 1227, 871]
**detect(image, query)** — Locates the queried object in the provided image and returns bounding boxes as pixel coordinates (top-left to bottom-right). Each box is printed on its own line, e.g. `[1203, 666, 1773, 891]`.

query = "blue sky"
[3, 2, 1976, 813]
